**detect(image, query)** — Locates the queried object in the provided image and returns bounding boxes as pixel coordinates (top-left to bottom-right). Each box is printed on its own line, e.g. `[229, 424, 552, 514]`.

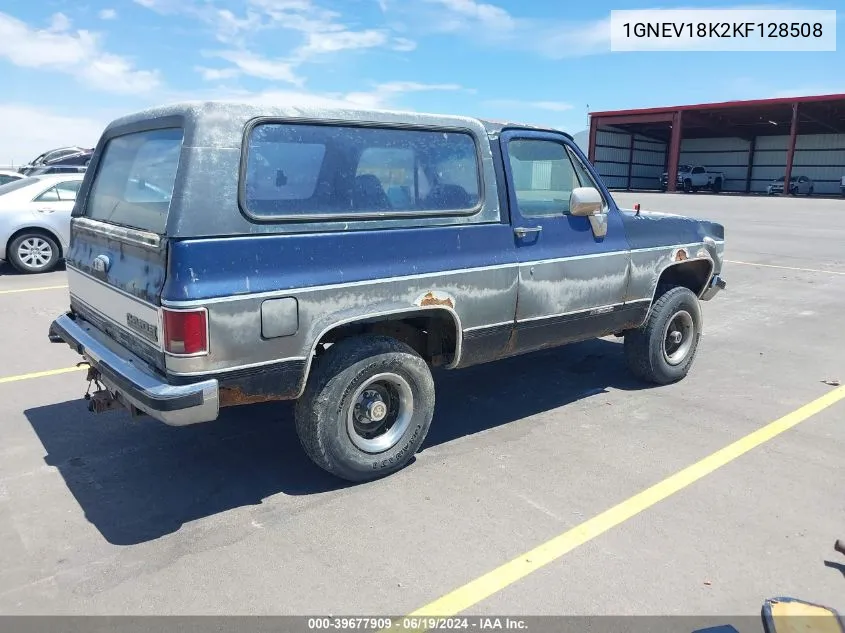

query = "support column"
[666, 111, 683, 192]
[782, 102, 799, 196]
[626, 133, 634, 190]
[588, 117, 598, 163]
[745, 136, 756, 193]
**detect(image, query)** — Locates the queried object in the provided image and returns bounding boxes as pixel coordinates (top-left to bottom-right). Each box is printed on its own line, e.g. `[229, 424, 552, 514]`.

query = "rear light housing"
[162, 308, 208, 356]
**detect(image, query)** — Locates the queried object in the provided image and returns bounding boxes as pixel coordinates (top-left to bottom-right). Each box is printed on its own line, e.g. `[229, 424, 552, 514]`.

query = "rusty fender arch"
[293, 302, 465, 400]
[640, 253, 716, 324]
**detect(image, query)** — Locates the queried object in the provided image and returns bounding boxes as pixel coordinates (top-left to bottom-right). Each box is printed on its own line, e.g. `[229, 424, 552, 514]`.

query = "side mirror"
[569, 187, 604, 217]
[569, 187, 608, 239]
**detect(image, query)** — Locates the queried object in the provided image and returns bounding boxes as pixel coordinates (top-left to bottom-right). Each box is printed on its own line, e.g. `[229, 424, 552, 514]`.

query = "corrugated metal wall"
[679, 137, 751, 192]
[592, 125, 845, 194]
[593, 127, 666, 190]
[752, 133, 845, 194]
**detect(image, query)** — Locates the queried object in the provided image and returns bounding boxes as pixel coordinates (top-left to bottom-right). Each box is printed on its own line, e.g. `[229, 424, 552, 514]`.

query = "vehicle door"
[499, 130, 632, 354]
[691, 166, 706, 186]
[30, 179, 81, 248]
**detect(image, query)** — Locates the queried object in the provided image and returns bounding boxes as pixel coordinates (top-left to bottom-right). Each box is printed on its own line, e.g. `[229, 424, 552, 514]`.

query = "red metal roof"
[589, 93, 845, 117]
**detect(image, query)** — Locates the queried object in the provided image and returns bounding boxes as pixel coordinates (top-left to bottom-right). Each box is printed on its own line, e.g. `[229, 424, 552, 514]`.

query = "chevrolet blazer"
[49, 102, 727, 482]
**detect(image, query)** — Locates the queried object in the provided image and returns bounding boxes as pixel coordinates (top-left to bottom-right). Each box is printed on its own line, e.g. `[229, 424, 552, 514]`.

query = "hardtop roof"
[101, 100, 571, 140]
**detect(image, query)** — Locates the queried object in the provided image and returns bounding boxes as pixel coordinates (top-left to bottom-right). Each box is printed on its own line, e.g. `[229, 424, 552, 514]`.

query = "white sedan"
[0, 173, 85, 273]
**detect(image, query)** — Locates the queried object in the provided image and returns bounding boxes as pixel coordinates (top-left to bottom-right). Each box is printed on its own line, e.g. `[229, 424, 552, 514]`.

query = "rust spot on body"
[219, 386, 284, 407]
[417, 291, 455, 309]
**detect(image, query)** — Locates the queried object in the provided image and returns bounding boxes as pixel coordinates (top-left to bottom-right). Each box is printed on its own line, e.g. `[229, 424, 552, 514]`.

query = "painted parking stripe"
[0, 366, 85, 384]
[725, 260, 845, 276]
[398, 384, 845, 625]
[0, 284, 68, 296]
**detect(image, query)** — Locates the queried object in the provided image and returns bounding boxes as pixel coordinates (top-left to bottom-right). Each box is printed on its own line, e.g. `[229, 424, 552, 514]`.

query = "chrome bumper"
[700, 274, 727, 301]
[49, 313, 219, 426]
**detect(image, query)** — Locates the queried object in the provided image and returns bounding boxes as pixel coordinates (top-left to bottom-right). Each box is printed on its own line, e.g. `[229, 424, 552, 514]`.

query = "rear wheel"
[624, 286, 702, 385]
[8, 232, 60, 274]
[712, 178, 722, 193]
[683, 179, 692, 193]
[294, 335, 435, 482]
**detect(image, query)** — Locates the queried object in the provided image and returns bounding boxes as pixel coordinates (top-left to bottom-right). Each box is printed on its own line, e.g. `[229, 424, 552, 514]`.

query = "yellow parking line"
[402, 384, 845, 622]
[0, 365, 86, 384]
[725, 260, 845, 276]
[0, 284, 68, 296]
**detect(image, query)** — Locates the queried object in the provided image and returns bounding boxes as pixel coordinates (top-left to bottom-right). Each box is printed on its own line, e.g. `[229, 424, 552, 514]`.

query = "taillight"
[162, 308, 208, 355]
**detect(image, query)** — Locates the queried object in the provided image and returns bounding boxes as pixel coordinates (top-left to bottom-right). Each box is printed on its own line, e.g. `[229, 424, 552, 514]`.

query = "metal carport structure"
[588, 93, 845, 194]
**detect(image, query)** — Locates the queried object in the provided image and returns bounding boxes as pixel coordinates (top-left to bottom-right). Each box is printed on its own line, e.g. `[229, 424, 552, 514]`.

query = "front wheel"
[683, 179, 692, 193]
[624, 286, 702, 385]
[294, 335, 435, 482]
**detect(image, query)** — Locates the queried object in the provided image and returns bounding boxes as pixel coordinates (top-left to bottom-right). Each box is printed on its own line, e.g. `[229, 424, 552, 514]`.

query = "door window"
[56, 180, 82, 201]
[506, 139, 582, 217]
[34, 186, 60, 202]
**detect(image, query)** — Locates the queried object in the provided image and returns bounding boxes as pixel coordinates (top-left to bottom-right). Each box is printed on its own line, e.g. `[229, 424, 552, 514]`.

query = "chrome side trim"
[515, 298, 651, 325]
[166, 355, 309, 378]
[463, 320, 514, 332]
[71, 217, 161, 249]
[162, 242, 707, 308]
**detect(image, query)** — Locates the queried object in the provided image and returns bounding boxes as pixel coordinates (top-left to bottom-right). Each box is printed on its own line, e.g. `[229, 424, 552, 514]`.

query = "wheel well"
[317, 310, 459, 367]
[655, 260, 712, 298]
[7, 227, 63, 259]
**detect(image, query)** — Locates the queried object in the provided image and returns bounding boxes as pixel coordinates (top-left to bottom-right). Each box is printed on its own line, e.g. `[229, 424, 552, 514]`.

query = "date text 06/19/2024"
[306, 617, 529, 630]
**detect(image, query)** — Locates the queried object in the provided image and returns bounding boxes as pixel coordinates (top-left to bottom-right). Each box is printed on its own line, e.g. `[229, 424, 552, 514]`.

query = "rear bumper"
[49, 313, 219, 426]
[700, 274, 727, 301]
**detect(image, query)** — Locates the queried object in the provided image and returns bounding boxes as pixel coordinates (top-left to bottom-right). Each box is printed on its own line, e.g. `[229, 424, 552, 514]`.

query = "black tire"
[807, 187, 813, 196]
[683, 179, 692, 193]
[712, 178, 722, 193]
[624, 286, 702, 385]
[294, 334, 435, 482]
[8, 231, 61, 274]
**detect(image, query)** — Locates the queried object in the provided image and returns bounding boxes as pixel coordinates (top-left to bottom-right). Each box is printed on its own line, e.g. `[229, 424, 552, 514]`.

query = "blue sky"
[0, 0, 842, 163]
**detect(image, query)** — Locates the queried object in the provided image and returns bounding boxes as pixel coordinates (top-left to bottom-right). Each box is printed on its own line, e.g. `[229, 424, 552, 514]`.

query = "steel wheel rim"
[347, 372, 413, 454]
[17, 237, 53, 270]
[663, 310, 694, 366]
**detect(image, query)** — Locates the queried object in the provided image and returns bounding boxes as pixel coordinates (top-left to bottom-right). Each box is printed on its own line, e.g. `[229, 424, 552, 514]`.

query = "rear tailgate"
[65, 127, 184, 371]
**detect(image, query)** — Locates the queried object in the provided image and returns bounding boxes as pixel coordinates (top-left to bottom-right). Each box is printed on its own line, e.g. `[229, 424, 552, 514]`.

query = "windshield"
[678, 165, 692, 172]
[85, 128, 183, 233]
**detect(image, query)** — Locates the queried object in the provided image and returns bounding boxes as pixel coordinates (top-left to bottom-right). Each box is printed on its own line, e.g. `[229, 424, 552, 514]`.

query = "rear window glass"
[242, 123, 480, 218]
[86, 128, 183, 233]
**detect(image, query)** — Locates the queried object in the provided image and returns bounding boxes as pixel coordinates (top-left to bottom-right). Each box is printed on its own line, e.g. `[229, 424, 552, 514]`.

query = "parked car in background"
[0, 173, 85, 273]
[767, 175, 814, 195]
[0, 169, 24, 186]
[18, 147, 93, 176]
[661, 164, 725, 193]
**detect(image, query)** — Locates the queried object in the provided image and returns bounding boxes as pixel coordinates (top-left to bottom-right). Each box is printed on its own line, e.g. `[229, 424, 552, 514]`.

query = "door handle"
[514, 226, 542, 238]
[36, 207, 56, 214]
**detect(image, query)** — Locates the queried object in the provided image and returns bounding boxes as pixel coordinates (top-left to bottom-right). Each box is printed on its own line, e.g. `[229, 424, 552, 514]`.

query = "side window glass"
[567, 146, 608, 210]
[506, 139, 580, 217]
[57, 181, 82, 201]
[692, 166, 704, 174]
[35, 186, 60, 202]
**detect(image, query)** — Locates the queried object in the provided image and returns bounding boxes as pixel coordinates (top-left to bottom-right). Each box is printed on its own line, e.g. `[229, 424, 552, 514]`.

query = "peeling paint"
[416, 290, 455, 309]
[219, 385, 284, 407]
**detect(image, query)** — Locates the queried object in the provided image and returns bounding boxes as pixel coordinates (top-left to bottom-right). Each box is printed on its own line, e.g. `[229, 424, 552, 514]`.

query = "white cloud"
[0, 11, 160, 93]
[345, 81, 465, 108]
[391, 37, 416, 51]
[0, 104, 109, 165]
[294, 29, 388, 58]
[98, 8, 118, 20]
[206, 49, 303, 84]
[425, 0, 515, 29]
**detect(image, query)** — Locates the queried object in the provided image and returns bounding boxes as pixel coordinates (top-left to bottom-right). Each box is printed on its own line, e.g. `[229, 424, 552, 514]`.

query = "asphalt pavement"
[0, 191, 843, 620]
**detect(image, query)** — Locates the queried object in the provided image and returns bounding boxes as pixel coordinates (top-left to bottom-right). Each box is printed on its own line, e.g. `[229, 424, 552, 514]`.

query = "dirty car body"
[50, 101, 726, 481]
